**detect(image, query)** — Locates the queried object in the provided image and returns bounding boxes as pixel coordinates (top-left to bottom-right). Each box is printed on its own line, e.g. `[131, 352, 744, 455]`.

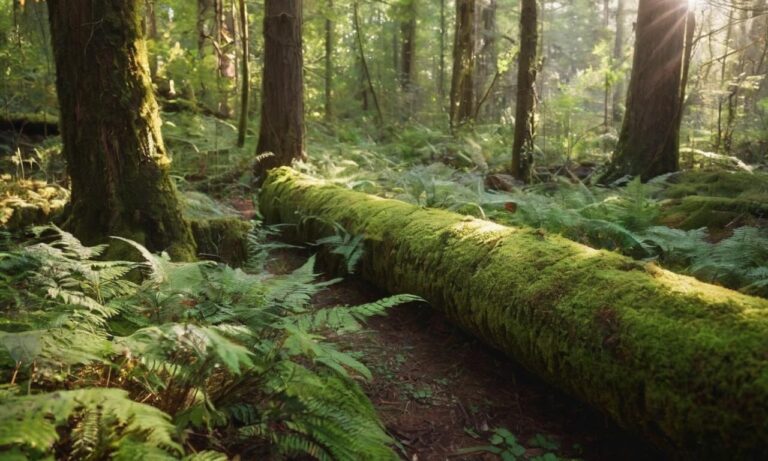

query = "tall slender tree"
[236, 0, 249, 147]
[450, 0, 476, 129]
[511, 0, 538, 182]
[324, 0, 334, 122]
[255, 0, 305, 179]
[602, 0, 688, 183]
[611, 0, 626, 124]
[438, 0, 447, 101]
[47, 0, 196, 260]
[399, 0, 416, 90]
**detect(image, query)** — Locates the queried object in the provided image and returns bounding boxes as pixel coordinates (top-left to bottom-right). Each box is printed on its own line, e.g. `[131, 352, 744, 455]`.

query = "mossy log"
[260, 167, 768, 459]
[190, 218, 251, 267]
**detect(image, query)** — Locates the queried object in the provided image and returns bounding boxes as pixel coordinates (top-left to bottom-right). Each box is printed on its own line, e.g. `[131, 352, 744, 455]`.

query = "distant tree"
[511, 0, 538, 182]
[324, 0, 334, 122]
[236, 0, 249, 147]
[601, 0, 688, 183]
[47, 0, 196, 260]
[399, 0, 416, 90]
[255, 0, 305, 180]
[612, 0, 626, 124]
[450, 0, 476, 129]
[475, 0, 498, 120]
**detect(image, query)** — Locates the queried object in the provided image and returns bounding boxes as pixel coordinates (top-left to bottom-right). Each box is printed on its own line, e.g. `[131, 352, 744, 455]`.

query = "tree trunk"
[611, 0, 625, 123]
[400, 0, 416, 90]
[353, 1, 383, 125]
[475, 0, 498, 120]
[197, 0, 214, 57]
[602, 0, 687, 183]
[145, 0, 159, 79]
[438, 0, 446, 101]
[324, 0, 334, 122]
[236, 0, 249, 147]
[511, 0, 538, 182]
[254, 0, 305, 180]
[450, 0, 476, 129]
[47, 0, 196, 261]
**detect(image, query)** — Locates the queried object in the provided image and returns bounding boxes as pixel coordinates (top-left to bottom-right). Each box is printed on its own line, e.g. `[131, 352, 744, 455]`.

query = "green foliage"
[457, 428, 528, 461]
[0, 225, 415, 459]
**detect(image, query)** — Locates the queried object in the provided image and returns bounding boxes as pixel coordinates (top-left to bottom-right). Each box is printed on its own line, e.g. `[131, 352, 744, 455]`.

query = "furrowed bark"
[48, 0, 196, 261]
[260, 167, 768, 459]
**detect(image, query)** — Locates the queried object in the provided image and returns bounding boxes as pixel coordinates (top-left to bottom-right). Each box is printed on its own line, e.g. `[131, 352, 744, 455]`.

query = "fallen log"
[259, 167, 768, 459]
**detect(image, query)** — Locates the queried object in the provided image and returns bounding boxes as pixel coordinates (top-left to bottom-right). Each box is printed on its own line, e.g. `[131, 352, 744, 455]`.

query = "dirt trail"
[268, 248, 664, 461]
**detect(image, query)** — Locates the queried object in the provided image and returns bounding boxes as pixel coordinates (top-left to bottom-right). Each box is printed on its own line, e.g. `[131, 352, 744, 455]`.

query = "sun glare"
[688, 0, 697, 10]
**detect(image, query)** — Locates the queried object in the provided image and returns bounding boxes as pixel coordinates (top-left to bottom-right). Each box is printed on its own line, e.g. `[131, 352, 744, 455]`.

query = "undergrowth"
[0, 225, 418, 459]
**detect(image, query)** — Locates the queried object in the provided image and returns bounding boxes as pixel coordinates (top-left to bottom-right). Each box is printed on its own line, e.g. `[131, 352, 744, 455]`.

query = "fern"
[1, 225, 411, 459]
[0, 388, 181, 459]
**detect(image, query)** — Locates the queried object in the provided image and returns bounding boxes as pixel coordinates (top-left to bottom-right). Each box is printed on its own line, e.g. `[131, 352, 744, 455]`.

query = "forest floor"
[266, 246, 665, 461]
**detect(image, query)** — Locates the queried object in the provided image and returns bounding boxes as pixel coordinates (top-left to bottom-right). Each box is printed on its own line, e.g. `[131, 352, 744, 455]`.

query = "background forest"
[2, 0, 768, 460]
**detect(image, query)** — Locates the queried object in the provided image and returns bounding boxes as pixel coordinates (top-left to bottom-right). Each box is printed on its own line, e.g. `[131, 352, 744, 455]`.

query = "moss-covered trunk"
[260, 167, 768, 459]
[48, 0, 195, 260]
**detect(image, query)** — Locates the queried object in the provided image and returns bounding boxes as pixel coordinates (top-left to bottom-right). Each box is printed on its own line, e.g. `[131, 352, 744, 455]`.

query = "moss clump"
[260, 167, 768, 459]
[0, 175, 69, 230]
[659, 170, 768, 230]
[662, 170, 768, 200]
[190, 218, 251, 266]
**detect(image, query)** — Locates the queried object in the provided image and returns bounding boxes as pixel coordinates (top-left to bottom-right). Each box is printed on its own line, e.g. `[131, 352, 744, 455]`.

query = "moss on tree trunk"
[48, 0, 196, 260]
[260, 167, 768, 459]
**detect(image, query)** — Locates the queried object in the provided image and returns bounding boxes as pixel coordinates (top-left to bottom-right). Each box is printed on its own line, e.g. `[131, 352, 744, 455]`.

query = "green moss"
[260, 167, 768, 459]
[663, 170, 768, 200]
[190, 218, 252, 266]
[659, 170, 768, 230]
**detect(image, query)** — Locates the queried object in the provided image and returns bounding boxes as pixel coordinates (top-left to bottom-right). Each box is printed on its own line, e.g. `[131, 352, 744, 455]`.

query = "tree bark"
[438, 0, 446, 101]
[450, 0, 476, 129]
[475, 0, 498, 120]
[602, 0, 687, 183]
[511, 0, 538, 182]
[611, 0, 626, 124]
[399, 0, 416, 90]
[324, 0, 334, 122]
[254, 0, 305, 180]
[47, 0, 196, 260]
[353, 1, 383, 126]
[236, 0, 249, 147]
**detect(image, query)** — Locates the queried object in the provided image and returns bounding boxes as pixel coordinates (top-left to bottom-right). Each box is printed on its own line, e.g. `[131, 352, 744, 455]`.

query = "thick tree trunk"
[450, 0, 476, 129]
[254, 0, 305, 180]
[261, 167, 768, 459]
[511, 0, 538, 182]
[47, 0, 195, 260]
[236, 0, 249, 147]
[602, 0, 687, 183]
